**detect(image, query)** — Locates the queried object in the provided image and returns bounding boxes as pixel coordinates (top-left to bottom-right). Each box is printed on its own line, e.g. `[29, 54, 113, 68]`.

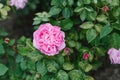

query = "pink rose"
[10, 0, 27, 9]
[33, 23, 65, 56]
[108, 48, 120, 64]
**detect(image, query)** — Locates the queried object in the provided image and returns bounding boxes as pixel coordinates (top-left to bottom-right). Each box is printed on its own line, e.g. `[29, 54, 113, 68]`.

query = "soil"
[0, 13, 120, 80]
[92, 56, 120, 80]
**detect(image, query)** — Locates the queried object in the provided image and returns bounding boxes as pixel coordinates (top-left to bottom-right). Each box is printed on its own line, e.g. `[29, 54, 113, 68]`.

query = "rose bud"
[64, 48, 70, 54]
[4, 37, 10, 44]
[102, 6, 109, 12]
[83, 53, 89, 60]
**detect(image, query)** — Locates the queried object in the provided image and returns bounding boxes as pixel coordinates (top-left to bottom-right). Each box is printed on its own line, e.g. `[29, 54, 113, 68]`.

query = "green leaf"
[36, 60, 47, 76]
[8, 39, 15, 46]
[6, 49, 15, 57]
[68, 70, 83, 80]
[0, 31, 8, 36]
[56, 55, 64, 65]
[0, 44, 5, 54]
[95, 47, 105, 56]
[0, 39, 3, 44]
[108, 0, 119, 6]
[85, 64, 92, 72]
[96, 14, 107, 23]
[112, 8, 120, 17]
[63, 63, 74, 71]
[51, 0, 59, 6]
[74, 7, 84, 13]
[61, 0, 67, 7]
[68, 40, 76, 47]
[85, 7, 94, 12]
[68, 0, 74, 6]
[0, 3, 3, 8]
[46, 60, 59, 73]
[80, 22, 94, 29]
[84, 0, 91, 4]
[27, 51, 43, 62]
[57, 70, 69, 80]
[80, 10, 87, 21]
[100, 25, 113, 38]
[20, 60, 27, 71]
[93, 0, 97, 4]
[112, 22, 120, 30]
[109, 33, 120, 49]
[84, 76, 94, 80]
[78, 61, 92, 72]
[61, 19, 73, 31]
[77, 0, 84, 7]
[49, 6, 61, 16]
[27, 60, 36, 73]
[41, 75, 51, 80]
[95, 24, 103, 33]
[0, 9, 8, 16]
[62, 7, 71, 19]
[33, 20, 41, 25]
[4, 6, 10, 11]
[87, 11, 97, 21]
[86, 29, 97, 43]
[16, 55, 24, 63]
[0, 63, 8, 76]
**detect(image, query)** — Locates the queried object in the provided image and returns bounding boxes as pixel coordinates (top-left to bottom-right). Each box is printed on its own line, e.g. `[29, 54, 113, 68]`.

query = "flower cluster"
[33, 23, 65, 56]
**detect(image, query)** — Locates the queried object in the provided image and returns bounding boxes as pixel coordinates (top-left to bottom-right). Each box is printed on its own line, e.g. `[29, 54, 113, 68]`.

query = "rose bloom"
[102, 6, 109, 12]
[10, 0, 27, 9]
[108, 48, 120, 64]
[33, 23, 65, 56]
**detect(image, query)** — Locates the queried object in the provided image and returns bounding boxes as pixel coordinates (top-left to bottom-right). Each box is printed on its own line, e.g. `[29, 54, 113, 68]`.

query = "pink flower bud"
[102, 6, 109, 12]
[64, 48, 70, 54]
[83, 53, 89, 60]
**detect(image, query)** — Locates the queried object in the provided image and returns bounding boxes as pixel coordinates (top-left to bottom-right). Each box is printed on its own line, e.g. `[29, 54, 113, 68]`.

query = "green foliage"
[0, 3, 10, 20]
[0, 0, 120, 80]
[36, 60, 47, 76]
[109, 33, 120, 49]
[57, 70, 69, 80]
[86, 29, 97, 43]
[80, 22, 94, 29]
[100, 25, 113, 38]
[60, 19, 73, 31]
[0, 63, 8, 76]
[68, 70, 83, 80]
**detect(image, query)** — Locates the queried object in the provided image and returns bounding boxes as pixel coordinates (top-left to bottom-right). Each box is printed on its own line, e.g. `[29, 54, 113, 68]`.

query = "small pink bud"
[64, 48, 70, 54]
[83, 53, 89, 60]
[102, 6, 109, 12]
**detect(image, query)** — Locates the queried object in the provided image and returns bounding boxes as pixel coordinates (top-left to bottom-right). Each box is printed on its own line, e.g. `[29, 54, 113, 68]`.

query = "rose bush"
[0, 0, 120, 80]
